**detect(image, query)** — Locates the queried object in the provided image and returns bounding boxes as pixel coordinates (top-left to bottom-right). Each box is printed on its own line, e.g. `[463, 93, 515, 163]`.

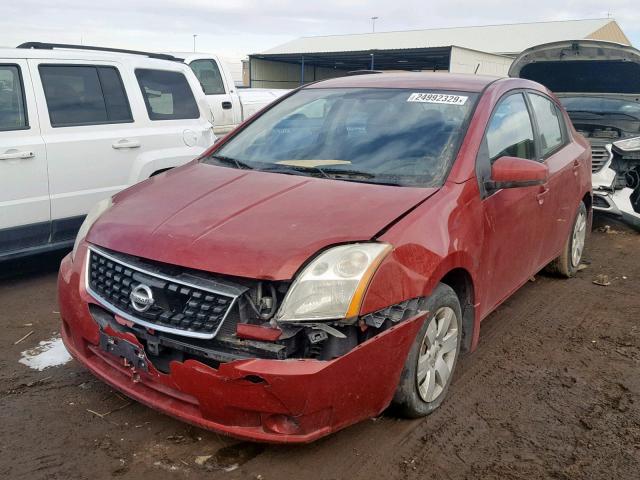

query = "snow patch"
[19, 335, 72, 371]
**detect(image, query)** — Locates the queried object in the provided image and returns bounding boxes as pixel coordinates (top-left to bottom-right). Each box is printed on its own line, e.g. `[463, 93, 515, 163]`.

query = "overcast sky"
[1, 0, 638, 58]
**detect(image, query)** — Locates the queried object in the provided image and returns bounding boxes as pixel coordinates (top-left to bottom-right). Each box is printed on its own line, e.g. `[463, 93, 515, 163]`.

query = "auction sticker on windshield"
[407, 93, 468, 105]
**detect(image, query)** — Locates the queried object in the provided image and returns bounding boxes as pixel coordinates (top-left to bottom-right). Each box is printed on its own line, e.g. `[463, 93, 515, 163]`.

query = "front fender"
[361, 245, 477, 315]
[361, 181, 483, 350]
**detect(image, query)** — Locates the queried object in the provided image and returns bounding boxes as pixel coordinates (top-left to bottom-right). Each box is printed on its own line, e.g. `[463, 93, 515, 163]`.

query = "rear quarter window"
[529, 93, 565, 158]
[135, 69, 200, 120]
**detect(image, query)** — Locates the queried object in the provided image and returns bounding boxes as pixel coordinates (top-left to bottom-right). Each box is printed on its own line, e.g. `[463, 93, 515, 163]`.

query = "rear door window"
[190, 60, 226, 95]
[528, 93, 565, 158]
[0, 65, 28, 130]
[39, 65, 133, 127]
[135, 69, 200, 120]
[485, 93, 536, 162]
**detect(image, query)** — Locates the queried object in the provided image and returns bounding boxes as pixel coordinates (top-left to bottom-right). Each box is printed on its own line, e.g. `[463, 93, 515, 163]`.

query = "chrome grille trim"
[591, 144, 612, 173]
[85, 246, 240, 340]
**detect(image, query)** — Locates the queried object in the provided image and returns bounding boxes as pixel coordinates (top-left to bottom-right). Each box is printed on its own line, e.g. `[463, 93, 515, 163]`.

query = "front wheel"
[546, 201, 588, 278]
[393, 284, 462, 418]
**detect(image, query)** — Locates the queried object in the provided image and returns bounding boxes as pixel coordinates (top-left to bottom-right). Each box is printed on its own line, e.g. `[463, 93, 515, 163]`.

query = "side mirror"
[485, 156, 548, 190]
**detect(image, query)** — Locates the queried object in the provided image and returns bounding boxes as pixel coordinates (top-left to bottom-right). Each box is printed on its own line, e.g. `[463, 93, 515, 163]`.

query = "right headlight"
[71, 197, 113, 261]
[276, 243, 392, 323]
[612, 136, 640, 153]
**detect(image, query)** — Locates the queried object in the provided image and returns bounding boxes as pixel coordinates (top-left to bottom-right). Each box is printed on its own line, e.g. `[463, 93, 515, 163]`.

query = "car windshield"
[560, 96, 640, 120]
[203, 88, 478, 187]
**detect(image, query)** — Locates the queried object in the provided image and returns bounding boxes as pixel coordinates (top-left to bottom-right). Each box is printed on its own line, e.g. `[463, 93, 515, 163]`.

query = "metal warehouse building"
[247, 18, 631, 88]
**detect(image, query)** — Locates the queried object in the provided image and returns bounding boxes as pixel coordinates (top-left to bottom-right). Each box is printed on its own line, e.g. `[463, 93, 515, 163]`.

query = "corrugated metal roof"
[262, 19, 616, 56]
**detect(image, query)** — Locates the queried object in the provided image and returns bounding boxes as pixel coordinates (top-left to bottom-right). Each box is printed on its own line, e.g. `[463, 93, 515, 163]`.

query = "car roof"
[0, 47, 186, 69]
[164, 52, 220, 62]
[305, 72, 503, 92]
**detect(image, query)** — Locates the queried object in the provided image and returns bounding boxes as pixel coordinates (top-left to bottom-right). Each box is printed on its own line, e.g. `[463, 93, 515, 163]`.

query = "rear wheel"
[393, 284, 462, 418]
[546, 202, 588, 278]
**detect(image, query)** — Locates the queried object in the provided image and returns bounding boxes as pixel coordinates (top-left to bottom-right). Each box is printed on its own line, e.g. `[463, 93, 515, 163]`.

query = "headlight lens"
[71, 197, 113, 261]
[613, 136, 640, 153]
[276, 243, 392, 323]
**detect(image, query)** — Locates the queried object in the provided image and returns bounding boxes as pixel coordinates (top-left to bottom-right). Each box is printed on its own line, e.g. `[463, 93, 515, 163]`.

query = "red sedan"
[58, 72, 592, 443]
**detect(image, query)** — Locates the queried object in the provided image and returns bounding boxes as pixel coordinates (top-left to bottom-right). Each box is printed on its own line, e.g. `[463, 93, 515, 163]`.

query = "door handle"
[0, 150, 35, 161]
[112, 139, 141, 149]
[222, 101, 233, 110]
[536, 186, 550, 205]
[572, 159, 580, 175]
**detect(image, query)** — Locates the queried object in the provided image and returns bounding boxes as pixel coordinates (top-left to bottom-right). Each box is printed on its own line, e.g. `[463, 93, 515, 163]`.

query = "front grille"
[591, 144, 611, 173]
[86, 247, 246, 339]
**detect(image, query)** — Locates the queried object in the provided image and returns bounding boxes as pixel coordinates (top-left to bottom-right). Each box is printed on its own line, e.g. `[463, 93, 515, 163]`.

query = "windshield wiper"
[244, 163, 403, 186]
[342, 177, 404, 186]
[263, 164, 377, 179]
[262, 165, 405, 185]
[308, 167, 404, 186]
[320, 168, 376, 179]
[210, 155, 254, 170]
[258, 164, 330, 179]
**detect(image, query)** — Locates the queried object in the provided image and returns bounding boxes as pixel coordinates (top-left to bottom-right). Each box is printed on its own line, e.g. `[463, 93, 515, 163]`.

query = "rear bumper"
[58, 247, 425, 443]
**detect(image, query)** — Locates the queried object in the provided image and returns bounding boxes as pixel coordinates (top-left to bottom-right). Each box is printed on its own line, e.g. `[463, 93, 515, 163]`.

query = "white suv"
[0, 43, 215, 260]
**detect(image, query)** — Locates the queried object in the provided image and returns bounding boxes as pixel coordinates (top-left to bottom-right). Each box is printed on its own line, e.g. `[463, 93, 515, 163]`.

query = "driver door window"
[190, 60, 225, 95]
[189, 59, 234, 132]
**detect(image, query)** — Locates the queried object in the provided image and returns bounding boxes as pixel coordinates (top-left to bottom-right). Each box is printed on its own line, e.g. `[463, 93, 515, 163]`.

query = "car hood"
[88, 163, 438, 280]
[509, 40, 640, 95]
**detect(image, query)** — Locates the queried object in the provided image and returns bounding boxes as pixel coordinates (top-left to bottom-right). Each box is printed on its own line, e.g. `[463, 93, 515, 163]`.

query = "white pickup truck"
[168, 53, 289, 135]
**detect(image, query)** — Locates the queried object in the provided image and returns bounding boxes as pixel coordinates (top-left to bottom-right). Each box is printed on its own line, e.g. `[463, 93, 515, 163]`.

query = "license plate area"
[99, 331, 149, 372]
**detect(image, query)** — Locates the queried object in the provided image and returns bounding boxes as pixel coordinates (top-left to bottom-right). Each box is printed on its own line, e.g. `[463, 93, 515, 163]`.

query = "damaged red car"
[58, 72, 592, 443]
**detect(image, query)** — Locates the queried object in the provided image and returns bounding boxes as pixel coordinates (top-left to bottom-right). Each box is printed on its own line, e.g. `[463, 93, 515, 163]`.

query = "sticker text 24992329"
[407, 93, 468, 105]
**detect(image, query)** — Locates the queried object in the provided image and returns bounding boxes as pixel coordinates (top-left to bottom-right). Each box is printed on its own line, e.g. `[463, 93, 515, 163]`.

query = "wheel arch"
[581, 191, 593, 233]
[582, 191, 592, 211]
[150, 167, 172, 177]
[438, 268, 476, 354]
[360, 248, 481, 353]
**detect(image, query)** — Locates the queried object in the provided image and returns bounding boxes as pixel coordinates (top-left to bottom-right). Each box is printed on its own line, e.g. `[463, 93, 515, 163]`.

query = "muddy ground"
[1, 217, 639, 480]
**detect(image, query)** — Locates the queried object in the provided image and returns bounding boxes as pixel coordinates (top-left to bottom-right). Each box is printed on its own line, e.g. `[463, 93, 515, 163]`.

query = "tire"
[546, 202, 588, 278]
[393, 283, 462, 418]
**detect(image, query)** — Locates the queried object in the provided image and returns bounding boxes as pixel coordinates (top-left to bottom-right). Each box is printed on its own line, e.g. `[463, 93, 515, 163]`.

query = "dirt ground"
[1, 216, 639, 480]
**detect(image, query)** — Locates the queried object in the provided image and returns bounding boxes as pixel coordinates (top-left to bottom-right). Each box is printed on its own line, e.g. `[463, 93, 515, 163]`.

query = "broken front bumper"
[58, 250, 426, 443]
[592, 164, 640, 230]
[593, 187, 640, 230]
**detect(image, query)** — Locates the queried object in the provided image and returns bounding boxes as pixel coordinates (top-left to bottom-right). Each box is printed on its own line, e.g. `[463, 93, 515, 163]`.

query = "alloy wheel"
[571, 209, 587, 268]
[416, 306, 459, 403]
